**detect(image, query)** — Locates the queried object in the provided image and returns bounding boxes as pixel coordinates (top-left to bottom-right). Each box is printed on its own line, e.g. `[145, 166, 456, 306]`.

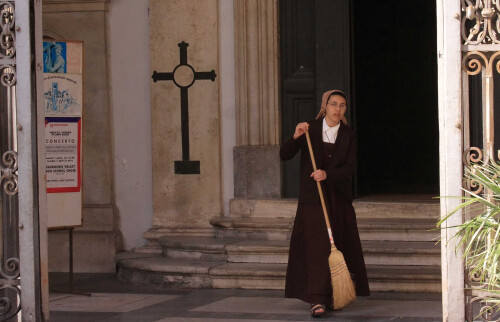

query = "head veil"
[315, 89, 348, 125]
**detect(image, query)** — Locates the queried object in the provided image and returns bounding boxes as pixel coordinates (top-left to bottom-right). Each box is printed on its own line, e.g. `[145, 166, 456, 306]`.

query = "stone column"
[233, 0, 281, 198]
[436, 0, 465, 320]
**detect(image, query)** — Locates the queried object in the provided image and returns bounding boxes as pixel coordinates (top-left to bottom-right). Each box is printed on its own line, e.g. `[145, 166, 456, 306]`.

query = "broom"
[305, 130, 356, 310]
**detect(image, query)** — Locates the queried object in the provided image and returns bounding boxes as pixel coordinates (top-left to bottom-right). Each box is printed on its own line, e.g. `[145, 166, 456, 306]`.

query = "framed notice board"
[43, 40, 84, 228]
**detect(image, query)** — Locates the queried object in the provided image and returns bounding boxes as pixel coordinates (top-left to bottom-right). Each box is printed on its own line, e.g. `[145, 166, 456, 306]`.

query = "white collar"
[322, 118, 340, 133]
[322, 118, 341, 143]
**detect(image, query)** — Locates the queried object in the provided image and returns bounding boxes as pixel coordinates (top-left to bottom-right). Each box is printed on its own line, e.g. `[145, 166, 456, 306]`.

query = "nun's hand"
[311, 170, 327, 181]
[293, 122, 309, 139]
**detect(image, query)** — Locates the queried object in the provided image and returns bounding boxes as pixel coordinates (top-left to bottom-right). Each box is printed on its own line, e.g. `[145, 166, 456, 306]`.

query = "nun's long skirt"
[284, 183, 370, 305]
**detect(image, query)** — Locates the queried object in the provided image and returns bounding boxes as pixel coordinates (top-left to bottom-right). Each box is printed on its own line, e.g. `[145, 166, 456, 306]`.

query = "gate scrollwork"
[462, 1, 500, 321]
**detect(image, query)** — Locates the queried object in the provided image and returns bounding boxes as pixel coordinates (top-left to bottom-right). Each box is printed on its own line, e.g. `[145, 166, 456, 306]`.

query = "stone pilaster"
[233, 0, 281, 198]
[149, 0, 220, 231]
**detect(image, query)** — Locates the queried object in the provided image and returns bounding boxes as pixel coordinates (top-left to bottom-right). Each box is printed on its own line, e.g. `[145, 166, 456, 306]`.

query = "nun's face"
[325, 94, 346, 126]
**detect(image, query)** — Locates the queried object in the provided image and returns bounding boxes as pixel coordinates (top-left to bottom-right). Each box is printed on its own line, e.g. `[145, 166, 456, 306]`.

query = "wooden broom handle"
[305, 130, 335, 245]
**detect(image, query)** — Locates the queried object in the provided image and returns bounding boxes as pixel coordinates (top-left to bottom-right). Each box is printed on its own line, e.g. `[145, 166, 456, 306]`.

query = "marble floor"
[48, 273, 442, 321]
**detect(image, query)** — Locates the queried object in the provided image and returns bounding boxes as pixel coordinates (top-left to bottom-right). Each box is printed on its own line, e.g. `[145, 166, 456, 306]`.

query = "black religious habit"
[280, 118, 370, 306]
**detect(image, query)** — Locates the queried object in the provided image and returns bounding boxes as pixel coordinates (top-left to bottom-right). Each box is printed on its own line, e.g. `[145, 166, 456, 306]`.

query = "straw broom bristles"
[329, 245, 356, 309]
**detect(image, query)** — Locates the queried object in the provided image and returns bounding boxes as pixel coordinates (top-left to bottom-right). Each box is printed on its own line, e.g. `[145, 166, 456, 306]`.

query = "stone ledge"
[158, 236, 236, 262]
[134, 245, 163, 254]
[143, 227, 215, 242]
[228, 198, 440, 219]
[118, 266, 212, 289]
[158, 236, 239, 252]
[152, 236, 440, 265]
[210, 216, 438, 241]
[210, 217, 293, 230]
[369, 281, 442, 293]
[213, 216, 437, 231]
[119, 256, 222, 275]
[226, 240, 289, 253]
[43, 0, 109, 13]
[357, 218, 438, 230]
[114, 251, 158, 262]
[361, 241, 440, 255]
[366, 265, 441, 280]
[209, 263, 286, 278]
[154, 236, 439, 257]
[116, 255, 442, 292]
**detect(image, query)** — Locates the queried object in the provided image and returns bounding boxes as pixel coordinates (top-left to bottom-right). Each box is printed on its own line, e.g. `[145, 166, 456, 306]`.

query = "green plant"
[438, 159, 500, 304]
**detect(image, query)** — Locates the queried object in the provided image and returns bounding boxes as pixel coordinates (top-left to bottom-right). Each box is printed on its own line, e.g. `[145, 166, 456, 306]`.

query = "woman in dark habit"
[280, 89, 370, 317]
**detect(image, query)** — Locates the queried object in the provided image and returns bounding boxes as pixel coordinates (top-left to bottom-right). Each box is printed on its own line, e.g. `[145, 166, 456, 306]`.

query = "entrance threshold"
[357, 194, 439, 203]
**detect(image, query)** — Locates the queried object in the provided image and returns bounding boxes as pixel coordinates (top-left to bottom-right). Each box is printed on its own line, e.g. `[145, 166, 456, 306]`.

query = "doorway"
[353, 1, 439, 195]
[280, 0, 439, 197]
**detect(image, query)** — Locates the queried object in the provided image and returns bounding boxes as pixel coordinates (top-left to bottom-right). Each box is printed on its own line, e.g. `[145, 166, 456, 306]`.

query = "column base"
[233, 145, 281, 198]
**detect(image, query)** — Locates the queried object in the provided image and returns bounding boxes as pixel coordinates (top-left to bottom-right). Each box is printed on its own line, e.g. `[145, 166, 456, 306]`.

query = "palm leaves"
[438, 160, 500, 303]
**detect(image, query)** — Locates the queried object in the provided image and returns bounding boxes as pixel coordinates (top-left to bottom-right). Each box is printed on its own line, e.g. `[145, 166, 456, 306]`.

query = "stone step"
[158, 236, 235, 262]
[156, 237, 440, 266]
[134, 245, 163, 254]
[210, 217, 439, 242]
[358, 218, 439, 242]
[354, 199, 440, 219]
[366, 265, 442, 293]
[210, 217, 293, 240]
[362, 241, 440, 266]
[117, 255, 219, 288]
[210, 262, 286, 289]
[116, 254, 441, 292]
[159, 236, 289, 264]
[225, 240, 289, 264]
[229, 198, 440, 220]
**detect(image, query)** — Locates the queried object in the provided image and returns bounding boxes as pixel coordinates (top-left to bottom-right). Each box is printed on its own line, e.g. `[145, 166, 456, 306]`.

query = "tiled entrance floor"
[49, 273, 442, 321]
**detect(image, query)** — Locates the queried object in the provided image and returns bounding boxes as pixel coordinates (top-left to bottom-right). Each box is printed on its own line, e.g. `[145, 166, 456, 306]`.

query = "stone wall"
[108, 0, 153, 250]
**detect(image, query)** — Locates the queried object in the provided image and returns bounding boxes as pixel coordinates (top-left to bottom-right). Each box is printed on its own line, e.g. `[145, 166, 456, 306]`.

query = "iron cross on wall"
[152, 41, 216, 174]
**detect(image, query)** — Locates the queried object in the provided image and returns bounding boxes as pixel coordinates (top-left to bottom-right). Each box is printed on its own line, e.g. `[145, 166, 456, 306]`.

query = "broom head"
[329, 245, 356, 310]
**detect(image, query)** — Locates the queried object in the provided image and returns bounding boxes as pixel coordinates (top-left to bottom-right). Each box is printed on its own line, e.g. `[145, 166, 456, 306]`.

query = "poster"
[43, 41, 67, 73]
[43, 41, 83, 74]
[44, 40, 84, 228]
[45, 117, 81, 193]
[44, 74, 82, 116]
[66, 41, 83, 74]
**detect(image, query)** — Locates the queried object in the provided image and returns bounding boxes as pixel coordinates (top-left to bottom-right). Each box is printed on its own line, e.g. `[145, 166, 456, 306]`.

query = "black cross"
[152, 41, 216, 174]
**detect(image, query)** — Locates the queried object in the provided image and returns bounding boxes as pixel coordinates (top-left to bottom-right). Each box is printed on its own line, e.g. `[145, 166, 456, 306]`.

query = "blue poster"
[43, 41, 67, 73]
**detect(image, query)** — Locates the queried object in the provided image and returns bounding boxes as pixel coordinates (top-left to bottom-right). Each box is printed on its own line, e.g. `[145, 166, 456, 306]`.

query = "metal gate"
[0, 1, 44, 321]
[461, 0, 500, 320]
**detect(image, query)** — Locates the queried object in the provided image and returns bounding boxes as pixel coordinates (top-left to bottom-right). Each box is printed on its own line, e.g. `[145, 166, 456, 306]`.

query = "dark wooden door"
[280, 0, 352, 197]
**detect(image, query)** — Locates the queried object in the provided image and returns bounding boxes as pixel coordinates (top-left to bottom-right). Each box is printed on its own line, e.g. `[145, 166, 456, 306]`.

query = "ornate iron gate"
[461, 0, 500, 320]
[0, 1, 44, 321]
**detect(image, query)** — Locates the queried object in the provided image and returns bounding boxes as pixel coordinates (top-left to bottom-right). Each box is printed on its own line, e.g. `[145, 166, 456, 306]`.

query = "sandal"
[310, 304, 326, 317]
